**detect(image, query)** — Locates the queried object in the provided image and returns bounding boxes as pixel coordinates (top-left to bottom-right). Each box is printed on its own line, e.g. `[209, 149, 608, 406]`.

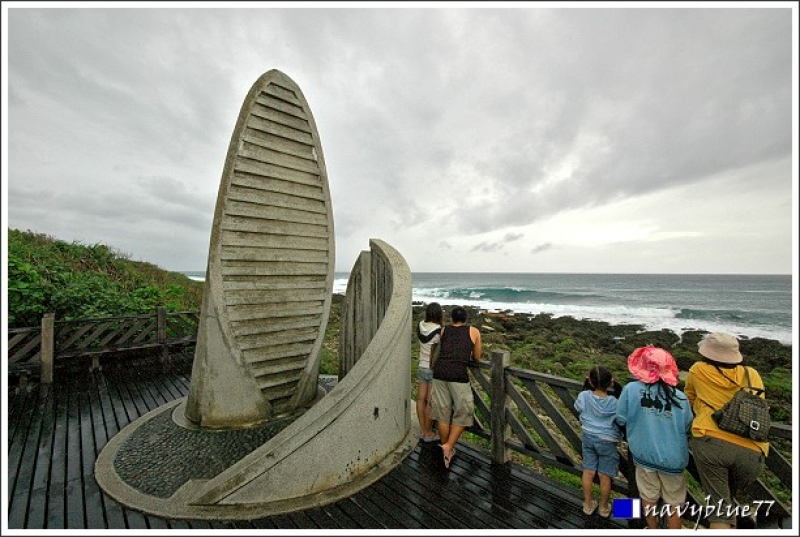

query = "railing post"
[157, 306, 169, 363]
[40, 313, 55, 384]
[490, 349, 510, 464]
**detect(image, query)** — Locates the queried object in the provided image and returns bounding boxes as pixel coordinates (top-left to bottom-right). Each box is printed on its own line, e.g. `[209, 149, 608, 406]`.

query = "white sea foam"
[416, 295, 791, 345]
[333, 277, 349, 295]
[199, 273, 792, 345]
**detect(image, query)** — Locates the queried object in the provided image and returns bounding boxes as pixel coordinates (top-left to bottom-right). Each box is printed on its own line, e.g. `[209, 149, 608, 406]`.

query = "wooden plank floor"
[6, 354, 630, 530]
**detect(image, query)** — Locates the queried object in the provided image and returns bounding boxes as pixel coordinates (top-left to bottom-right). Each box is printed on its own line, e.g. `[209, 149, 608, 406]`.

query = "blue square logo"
[612, 498, 641, 519]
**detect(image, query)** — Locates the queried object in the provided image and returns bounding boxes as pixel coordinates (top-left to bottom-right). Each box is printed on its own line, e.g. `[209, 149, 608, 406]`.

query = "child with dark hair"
[616, 346, 693, 530]
[416, 302, 443, 442]
[574, 365, 620, 518]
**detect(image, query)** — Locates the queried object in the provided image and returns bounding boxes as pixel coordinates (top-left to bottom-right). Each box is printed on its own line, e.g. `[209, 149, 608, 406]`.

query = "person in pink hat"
[616, 346, 694, 529]
[684, 332, 769, 530]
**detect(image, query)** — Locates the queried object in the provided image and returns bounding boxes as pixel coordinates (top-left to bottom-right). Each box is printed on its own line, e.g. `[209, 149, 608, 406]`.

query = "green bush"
[7, 229, 204, 328]
[7, 257, 50, 326]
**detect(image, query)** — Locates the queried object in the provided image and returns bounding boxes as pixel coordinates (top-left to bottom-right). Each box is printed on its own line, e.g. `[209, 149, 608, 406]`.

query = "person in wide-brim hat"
[697, 332, 743, 365]
[617, 345, 692, 529]
[684, 331, 767, 529]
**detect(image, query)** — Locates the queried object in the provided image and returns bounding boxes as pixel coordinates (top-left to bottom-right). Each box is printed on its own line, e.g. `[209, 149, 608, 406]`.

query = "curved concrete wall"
[338, 243, 394, 378]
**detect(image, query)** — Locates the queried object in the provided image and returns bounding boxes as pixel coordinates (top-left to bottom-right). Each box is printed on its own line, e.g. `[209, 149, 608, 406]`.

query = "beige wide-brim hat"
[698, 332, 743, 364]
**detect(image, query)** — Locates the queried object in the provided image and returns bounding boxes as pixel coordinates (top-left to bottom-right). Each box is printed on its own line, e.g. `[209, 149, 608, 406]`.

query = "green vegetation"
[7, 229, 203, 328]
[319, 294, 343, 376]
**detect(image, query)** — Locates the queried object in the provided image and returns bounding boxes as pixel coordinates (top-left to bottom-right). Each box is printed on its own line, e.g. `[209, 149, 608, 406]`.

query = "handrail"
[468, 350, 792, 529]
[7, 308, 199, 381]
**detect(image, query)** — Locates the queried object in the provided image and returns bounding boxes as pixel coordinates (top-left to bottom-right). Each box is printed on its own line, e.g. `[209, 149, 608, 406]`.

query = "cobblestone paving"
[113, 409, 295, 498]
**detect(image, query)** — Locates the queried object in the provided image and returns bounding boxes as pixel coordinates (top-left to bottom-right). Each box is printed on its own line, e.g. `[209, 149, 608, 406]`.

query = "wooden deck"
[6, 353, 630, 530]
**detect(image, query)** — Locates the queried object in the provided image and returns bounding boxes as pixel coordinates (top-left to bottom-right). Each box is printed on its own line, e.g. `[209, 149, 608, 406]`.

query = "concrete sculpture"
[95, 70, 416, 519]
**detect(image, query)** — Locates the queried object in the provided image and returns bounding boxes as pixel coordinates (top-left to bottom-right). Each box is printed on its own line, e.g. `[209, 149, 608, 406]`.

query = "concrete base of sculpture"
[95, 397, 419, 520]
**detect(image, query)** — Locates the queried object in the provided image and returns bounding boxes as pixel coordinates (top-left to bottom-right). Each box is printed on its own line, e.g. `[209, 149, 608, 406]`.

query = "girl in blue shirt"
[574, 365, 620, 518]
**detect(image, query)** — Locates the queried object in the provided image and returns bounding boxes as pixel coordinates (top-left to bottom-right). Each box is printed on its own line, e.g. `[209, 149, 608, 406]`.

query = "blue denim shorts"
[417, 367, 433, 383]
[582, 433, 619, 477]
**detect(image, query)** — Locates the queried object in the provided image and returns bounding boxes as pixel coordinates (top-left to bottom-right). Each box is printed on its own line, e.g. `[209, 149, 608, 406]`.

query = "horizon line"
[178, 270, 792, 277]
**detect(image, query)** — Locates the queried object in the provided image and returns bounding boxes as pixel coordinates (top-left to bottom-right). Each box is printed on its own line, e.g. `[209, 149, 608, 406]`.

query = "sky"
[2, 2, 797, 276]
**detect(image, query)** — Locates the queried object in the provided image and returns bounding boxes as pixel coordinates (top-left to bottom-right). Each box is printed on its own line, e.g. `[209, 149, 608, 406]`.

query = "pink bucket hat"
[627, 346, 679, 386]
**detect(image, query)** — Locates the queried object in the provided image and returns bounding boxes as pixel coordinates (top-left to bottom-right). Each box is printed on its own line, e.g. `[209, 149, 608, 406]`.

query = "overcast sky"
[2, 3, 797, 275]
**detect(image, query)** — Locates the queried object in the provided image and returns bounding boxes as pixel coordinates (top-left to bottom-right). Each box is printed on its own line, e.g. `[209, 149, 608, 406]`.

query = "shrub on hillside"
[7, 229, 203, 328]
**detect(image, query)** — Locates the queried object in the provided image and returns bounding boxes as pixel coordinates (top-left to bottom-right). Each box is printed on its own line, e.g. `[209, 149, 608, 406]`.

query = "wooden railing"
[467, 350, 792, 529]
[5, 315, 791, 528]
[7, 307, 199, 382]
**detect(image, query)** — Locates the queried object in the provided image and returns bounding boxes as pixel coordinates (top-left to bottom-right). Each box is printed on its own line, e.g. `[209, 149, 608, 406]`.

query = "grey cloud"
[443, 10, 792, 235]
[471, 241, 504, 253]
[9, 174, 212, 235]
[4, 7, 792, 274]
[134, 175, 210, 212]
[471, 232, 527, 254]
[531, 243, 554, 255]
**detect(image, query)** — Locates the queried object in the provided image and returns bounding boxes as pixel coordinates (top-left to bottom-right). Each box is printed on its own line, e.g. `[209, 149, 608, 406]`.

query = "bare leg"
[666, 505, 682, 530]
[582, 470, 596, 509]
[598, 473, 612, 514]
[437, 421, 450, 446]
[642, 499, 659, 529]
[416, 382, 436, 438]
[440, 424, 465, 467]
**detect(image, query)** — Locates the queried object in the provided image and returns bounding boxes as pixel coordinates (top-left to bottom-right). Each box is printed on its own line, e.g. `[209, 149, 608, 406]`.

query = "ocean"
[181, 271, 793, 346]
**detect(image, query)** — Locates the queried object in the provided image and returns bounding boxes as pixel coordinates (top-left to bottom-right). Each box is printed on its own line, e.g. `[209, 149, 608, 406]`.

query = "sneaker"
[583, 500, 598, 515]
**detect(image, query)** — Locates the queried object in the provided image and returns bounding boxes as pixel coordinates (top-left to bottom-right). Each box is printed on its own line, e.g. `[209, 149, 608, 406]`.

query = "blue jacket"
[616, 380, 694, 474]
[574, 390, 620, 441]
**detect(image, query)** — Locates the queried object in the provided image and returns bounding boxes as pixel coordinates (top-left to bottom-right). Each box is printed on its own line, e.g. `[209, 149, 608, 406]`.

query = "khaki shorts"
[429, 379, 474, 427]
[636, 465, 687, 506]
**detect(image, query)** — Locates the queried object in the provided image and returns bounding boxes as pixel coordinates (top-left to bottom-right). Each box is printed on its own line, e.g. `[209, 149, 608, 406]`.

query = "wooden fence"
[467, 350, 792, 529]
[7, 308, 199, 382]
[5, 316, 791, 528]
